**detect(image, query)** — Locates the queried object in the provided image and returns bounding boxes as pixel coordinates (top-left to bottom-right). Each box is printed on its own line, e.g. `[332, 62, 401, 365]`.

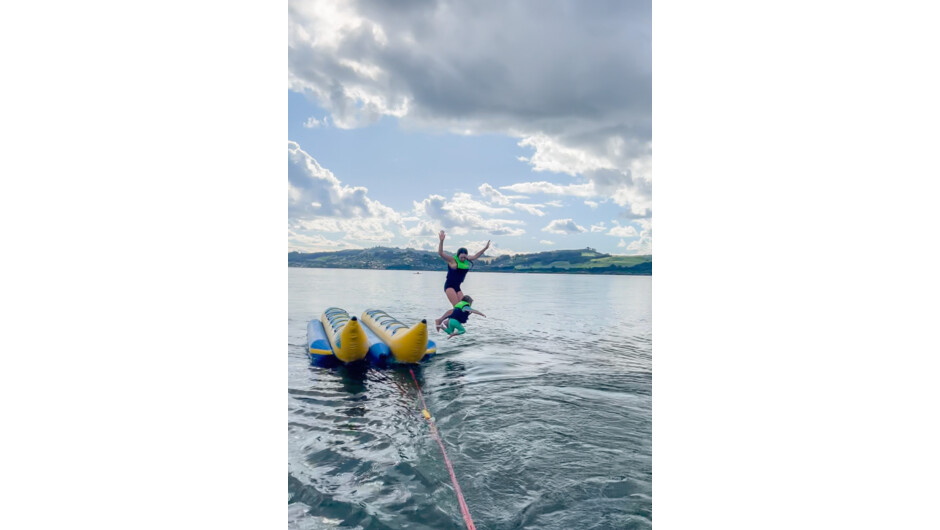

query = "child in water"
[435, 295, 486, 339]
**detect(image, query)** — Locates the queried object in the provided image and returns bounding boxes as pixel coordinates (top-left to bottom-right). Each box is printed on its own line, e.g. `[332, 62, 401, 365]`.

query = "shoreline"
[287, 264, 652, 276]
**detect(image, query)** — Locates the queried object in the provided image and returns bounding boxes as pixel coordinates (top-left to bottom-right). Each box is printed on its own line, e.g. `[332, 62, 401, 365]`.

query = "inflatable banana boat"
[361, 309, 436, 364]
[306, 308, 436, 365]
[306, 307, 368, 365]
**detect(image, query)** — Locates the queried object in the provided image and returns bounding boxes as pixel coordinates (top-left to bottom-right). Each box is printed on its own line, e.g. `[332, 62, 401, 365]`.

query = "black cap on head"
[457, 247, 468, 256]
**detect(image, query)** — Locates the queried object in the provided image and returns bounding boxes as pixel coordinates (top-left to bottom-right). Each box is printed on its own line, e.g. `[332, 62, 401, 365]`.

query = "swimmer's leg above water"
[435, 308, 453, 331]
[442, 319, 465, 339]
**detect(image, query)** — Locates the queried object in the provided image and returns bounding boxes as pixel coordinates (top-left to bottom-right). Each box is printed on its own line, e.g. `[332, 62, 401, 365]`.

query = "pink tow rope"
[409, 368, 476, 530]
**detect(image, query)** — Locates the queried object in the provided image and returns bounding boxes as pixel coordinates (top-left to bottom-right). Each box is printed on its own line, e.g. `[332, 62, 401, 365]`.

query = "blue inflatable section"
[306, 319, 336, 366]
[305, 311, 438, 367]
[363, 324, 392, 364]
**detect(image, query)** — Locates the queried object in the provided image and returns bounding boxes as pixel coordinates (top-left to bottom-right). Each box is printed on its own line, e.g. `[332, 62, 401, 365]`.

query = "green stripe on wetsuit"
[443, 319, 465, 335]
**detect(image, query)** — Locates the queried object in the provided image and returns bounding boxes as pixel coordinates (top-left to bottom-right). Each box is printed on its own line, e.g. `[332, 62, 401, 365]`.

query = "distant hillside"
[288, 247, 651, 275]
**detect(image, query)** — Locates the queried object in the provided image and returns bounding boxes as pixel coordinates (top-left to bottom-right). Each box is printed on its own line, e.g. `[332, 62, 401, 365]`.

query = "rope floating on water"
[409, 368, 476, 530]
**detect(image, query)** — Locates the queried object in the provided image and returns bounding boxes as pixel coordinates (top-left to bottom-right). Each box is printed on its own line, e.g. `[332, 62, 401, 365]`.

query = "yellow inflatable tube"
[361, 309, 433, 364]
[321, 307, 368, 363]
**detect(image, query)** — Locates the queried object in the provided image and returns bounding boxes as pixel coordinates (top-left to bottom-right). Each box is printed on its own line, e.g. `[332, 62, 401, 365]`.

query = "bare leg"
[445, 287, 460, 306]
[435, 308, 454, 328]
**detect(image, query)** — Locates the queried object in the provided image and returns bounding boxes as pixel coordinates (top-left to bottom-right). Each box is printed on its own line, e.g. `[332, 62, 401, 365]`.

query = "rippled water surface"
[288, 268, 651, 529]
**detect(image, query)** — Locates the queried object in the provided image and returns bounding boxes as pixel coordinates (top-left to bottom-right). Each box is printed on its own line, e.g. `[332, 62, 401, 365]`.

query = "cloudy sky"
[288, 0, 651, 256]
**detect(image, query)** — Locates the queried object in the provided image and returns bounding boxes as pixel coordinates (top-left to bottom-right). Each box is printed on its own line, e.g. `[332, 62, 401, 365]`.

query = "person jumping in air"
[438, 230, 490, 307]
[436, 295, 486, 339]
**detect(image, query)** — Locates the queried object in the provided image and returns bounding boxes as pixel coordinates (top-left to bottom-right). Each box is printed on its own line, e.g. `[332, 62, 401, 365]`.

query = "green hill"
[288, 247, 651, 275]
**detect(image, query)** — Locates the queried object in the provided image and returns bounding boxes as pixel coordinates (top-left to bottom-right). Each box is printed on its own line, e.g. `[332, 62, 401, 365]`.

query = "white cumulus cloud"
[517, 134, 613, 176]
[456, 240, 518, 257]
[288, 140, 404, 245]
[607, 225, 638, 237]
[401, 220, 437, 237]
[407, 238, 438, 251]
[478, 183, 515, 206]
[620, 219, 651, 255]
[500, 181, 595, 198]
[542, 218, 586, 235]
[288, 0, 652, 239]
[303, 116, 329, 128]
[479, 183, 546, 216]
[289, 141, 398, 220]
[288, 229, 361, 252]
[514, 203, 546, 217]
[413, 193, 525, 236]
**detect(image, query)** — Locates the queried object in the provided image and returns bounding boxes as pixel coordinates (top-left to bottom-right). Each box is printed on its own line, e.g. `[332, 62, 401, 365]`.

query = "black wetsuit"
[444, 261, 470, 292]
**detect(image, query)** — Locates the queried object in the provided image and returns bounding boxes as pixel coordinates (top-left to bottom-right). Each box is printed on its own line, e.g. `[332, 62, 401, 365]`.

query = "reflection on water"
[289, 268, 651, 529]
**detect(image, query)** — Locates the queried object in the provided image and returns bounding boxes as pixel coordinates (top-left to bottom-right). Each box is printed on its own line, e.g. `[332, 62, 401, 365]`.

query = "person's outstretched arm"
[469, 309, 486, 318]
[469, 240, 491, 261]
[438, 230, 456, 265]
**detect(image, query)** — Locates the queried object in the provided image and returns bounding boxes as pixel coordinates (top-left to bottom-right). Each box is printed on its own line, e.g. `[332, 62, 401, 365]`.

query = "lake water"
[288, 267, 652, 529]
